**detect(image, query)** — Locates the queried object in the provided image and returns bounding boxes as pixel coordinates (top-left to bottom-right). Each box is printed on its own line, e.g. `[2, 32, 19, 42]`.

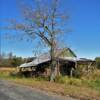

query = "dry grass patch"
[0, 67, 15, 72]
[65, 85, 100, 100]
[8, 78, 100, 100]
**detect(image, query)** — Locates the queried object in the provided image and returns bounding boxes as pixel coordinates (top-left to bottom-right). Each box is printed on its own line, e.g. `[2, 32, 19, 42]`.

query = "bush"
[55, 76, 69, 84]
[36, 76, 49, 81]
[68, 78, 82, 86]
[10, 71, 23, 77]
[74, 69, 83, 78]
[55, 76, 82, 86]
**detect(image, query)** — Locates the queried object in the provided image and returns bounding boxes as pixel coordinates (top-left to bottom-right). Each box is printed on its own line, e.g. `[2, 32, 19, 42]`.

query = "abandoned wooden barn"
[19, 48, 95, 77]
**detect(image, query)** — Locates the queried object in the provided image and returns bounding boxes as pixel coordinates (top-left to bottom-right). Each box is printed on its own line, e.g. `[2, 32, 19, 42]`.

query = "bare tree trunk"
[50, 44, 56, 82]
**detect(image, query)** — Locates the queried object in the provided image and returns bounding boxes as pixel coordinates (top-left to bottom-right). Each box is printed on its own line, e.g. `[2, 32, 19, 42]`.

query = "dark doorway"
[60, 61, 75, 76]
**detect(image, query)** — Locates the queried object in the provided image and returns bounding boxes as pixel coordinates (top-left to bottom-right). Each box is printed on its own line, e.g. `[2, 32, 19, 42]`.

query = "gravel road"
[0, 80, 75, 100]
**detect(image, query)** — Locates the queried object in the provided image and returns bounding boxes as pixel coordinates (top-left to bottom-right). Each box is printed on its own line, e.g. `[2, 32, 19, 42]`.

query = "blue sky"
[0, 0, 100, 59]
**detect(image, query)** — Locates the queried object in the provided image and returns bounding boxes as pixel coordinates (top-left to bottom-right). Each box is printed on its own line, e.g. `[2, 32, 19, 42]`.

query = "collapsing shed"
[19, 48, 95, 77]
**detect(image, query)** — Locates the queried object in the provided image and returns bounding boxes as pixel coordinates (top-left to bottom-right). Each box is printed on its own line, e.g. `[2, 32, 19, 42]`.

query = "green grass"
[0, 72, 10, 78]
[87, 79, 100, 91]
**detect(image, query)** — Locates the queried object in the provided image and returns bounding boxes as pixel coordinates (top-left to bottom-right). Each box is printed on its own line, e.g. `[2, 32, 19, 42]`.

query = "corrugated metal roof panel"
[19, 53, 51, 68]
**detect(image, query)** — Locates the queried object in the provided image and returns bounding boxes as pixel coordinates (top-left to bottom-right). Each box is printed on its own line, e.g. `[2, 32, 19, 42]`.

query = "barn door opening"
[60, 61, 75, 76]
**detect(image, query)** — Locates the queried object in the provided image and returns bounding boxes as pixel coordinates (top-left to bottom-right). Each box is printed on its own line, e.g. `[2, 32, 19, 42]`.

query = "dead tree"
[4, 0, 70, 81]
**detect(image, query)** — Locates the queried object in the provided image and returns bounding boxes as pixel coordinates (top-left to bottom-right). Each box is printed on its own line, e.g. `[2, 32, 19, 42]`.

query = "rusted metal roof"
[19, 48, 94, 68]
[20, 53, 51, 68]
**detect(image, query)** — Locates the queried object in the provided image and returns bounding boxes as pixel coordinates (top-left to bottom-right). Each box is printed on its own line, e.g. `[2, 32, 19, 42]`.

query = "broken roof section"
[19, 48, 78, 68]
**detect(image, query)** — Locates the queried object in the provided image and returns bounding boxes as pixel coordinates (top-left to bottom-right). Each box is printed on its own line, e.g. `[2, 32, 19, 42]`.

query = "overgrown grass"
[0, 68, 100, 99]
[89, 79, 100, 91]
[55, 76, 83, 86]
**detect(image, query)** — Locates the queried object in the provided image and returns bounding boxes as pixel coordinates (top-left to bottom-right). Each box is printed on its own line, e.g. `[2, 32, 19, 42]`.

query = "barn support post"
[70, 67, 74, 77]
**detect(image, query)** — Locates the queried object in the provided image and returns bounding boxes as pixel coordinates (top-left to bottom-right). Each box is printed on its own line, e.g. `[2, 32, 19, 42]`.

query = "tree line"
[0, 52, 25, 67]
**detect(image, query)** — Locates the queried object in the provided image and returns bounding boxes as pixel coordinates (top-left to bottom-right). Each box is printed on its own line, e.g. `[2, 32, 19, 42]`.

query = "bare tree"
[4, 0, 70, 81]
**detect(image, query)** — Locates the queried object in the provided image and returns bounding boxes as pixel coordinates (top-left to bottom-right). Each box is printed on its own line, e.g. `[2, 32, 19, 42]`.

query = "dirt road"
[0, 80, 75, 100]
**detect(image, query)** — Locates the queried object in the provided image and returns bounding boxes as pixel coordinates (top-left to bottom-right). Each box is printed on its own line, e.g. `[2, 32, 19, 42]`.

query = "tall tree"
[5, 0, 70, 81]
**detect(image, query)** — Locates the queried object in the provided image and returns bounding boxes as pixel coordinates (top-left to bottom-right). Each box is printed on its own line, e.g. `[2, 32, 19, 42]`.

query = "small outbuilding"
[19, 48, 95, 77]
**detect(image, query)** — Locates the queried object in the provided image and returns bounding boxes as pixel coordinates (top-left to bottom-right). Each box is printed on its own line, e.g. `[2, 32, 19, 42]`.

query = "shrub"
[10, 71, 23, 77]
[55, 76, 69, 84]
[68, 78, 82, 86]
[74, 69, 83, 78]
[36, 76, 49, 81]
[55, 76, 82, 86]
[95, 57, 100, 69]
